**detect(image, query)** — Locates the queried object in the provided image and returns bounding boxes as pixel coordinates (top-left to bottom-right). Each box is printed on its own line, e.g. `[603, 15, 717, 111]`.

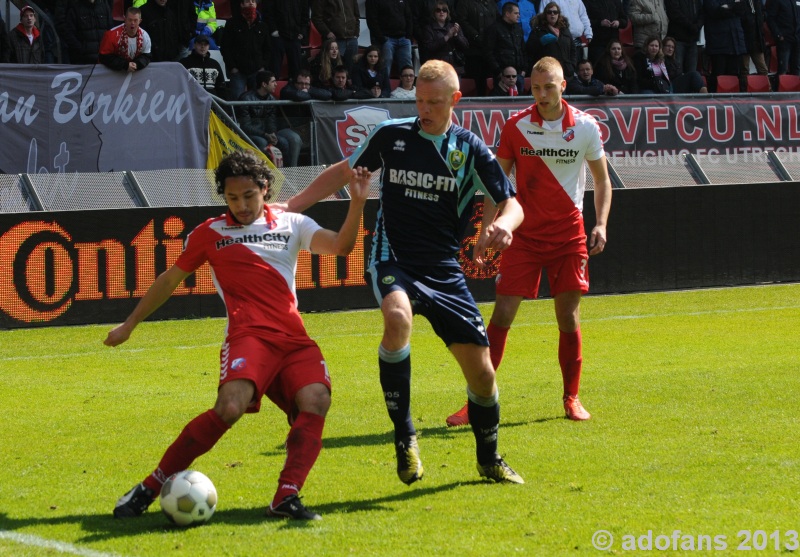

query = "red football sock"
[559, 328, 583, 397]
[143, 409, 230, 492]
[487, 322, 510, 371]
[272, 411, 325, 507]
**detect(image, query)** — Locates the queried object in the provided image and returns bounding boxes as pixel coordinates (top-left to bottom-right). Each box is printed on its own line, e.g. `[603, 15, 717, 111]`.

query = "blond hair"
[417, 60, 459, 94]
[532, 56, 564, 81]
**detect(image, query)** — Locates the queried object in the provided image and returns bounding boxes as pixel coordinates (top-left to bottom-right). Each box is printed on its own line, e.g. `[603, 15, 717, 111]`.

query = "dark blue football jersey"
[349, 117, 516, 267]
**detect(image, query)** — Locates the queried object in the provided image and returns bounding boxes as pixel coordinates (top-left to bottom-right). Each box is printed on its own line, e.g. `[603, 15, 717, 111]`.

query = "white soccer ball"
[159, 470, 217, 526]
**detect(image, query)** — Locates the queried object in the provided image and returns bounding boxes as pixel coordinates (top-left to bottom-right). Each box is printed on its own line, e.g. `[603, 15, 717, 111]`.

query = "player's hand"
[348, 166, 372, 202]
[473, 222, 513, 267]
[104, 323, 133, 347]
[588, 225, 607, 256]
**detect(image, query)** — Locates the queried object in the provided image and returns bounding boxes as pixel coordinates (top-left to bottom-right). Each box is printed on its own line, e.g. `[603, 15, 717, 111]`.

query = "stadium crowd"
[1, 0, 797, 165]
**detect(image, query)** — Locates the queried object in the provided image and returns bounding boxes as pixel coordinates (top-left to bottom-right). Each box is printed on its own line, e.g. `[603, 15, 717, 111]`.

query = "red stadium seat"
[459, 78, 478, 97]
[778, 74, 800, 92]
[746, 74, 771, 92]
[619, 20, 633, 46]
[274, 80, 288, 99]
[485, 77, 494, 94]
[523, 76, 531, 94]
[113, 0, 124, 21]
[715, 75, 740, 93]
[390, 78, 400, 91]
[215, 0, 232, 19]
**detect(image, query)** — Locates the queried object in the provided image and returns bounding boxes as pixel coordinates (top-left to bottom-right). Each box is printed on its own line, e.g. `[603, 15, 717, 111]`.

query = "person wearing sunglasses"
[526, 1, 577, 78]
[419, 1, 470, 75]
[486, 1, 528, 93]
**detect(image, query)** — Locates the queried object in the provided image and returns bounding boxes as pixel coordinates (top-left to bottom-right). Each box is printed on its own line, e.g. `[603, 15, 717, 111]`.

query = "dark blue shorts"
[367, 261, 489, 347]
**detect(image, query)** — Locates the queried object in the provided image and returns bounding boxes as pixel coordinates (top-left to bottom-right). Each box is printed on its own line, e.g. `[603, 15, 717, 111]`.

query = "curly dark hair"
[214, 150, 273, 196]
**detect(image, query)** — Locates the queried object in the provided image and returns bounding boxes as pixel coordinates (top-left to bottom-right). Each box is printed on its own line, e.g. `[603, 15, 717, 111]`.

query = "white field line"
[0, 531, 126, 557]
[1, 304, 798, 363]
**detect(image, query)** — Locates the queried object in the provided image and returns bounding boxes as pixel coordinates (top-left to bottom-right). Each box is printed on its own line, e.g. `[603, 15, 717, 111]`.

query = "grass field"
[1, 283, 799, 557]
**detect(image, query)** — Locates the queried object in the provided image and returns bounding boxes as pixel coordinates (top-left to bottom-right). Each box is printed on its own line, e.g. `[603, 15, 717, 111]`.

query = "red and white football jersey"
[497, 99, 604, 256]
[175, 206, 322, 344]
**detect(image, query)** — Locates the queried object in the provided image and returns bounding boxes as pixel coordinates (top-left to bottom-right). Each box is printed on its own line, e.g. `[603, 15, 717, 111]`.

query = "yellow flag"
[207, 111, 284, 200]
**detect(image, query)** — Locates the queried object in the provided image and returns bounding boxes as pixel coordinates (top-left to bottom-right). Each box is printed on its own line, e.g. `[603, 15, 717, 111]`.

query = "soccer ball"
[159, 470, 217, 526]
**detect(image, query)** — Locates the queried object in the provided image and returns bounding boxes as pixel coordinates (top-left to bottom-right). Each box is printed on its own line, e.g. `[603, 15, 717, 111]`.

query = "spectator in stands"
[180, 34, 226, 96]
[99, 7, 152, 71]
[280, 68, 334, 100]
[765, 0, 800, 75]
[486, 2, 528, 92]
[222, 0, 272, 101]
[352, 44, 392, 97]
[9, 5, 44, 64]
[239, 70, 304, 167]
[584, 0, 626, 64]
[264, 0, 308, 80]
[391, 64, 417, 97]
[454, 0, 496, 95]
[664, 0, 702, 74]
[555, 0, 594, 66]
[309, 38, 344, 88]
[628, 0, 669, 48]
[513, 0, 543, 42]
[191, 0, 219, 49]
[419, 1, 469, 75]
[662, 35, 708, 91]
[566, 58, 620, 94]
[704, 0, 747, 89]
[414, 0, 455, 42]
[490, 65, 523, 94]
[594, 39, 638, 92]
[527, 2, 576, 77]
[63, 0, 113, 64]
[311, 0, 361, 70]
[328, 65, 373, 99]
[739, 0, 769, 85]
[633, 34, 671, 92]
[140, 0, 183, 61]
[0, 13, 11, 63]
[366, 0, 414, 76]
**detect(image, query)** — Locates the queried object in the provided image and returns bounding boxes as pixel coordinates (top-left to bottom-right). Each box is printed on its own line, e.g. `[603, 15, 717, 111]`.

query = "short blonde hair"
[417, 60, 459, 94]
[532, 56, 564, 81]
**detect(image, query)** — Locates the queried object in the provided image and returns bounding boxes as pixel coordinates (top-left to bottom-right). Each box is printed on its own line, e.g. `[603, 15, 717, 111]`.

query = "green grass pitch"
[1, 283, 799, 556]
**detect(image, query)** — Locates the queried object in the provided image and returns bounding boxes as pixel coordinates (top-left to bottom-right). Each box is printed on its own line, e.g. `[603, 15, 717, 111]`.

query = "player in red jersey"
[447, 56, 612, 426]
[107, 151, 371, 520]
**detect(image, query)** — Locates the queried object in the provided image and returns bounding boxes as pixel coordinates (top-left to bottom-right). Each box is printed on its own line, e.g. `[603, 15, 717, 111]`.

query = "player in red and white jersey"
[106, 151, 371, 521]
[447, 56, 612, 426]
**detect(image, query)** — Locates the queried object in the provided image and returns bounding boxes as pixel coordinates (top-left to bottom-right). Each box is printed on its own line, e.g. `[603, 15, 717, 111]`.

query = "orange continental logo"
[0, 215, 371, 325]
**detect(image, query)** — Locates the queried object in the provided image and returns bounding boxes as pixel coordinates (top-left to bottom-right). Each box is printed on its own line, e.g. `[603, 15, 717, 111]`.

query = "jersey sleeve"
[349, 121, 390, 172]
[496, 120, 517, 161]
[174, 222, 212, 273]
[291, 213, 324, 251]
[584, 122, 605, 162]
[470, 134, 515, 205]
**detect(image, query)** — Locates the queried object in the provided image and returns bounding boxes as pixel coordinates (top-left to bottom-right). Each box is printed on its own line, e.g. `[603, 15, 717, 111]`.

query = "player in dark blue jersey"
[287, 60, 525, 485]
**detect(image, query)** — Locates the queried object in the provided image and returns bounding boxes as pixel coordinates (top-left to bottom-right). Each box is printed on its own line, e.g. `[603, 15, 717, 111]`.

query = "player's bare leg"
[450, 343, 523, 484]
[268, 383, 330, 520]
[446, 295, 523, 427]
[379, 291, 423, 485]
[554, 291, 590, 420]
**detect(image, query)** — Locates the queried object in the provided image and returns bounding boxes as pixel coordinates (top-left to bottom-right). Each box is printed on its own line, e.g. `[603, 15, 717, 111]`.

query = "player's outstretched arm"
[309, 166, 372, 256]
[286, 160, 354, 213]
[104, 265, 191, 347]
[587, 156, 612, 256]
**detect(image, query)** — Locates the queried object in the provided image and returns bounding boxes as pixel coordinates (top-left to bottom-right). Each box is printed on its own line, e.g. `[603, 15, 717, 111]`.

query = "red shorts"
[496, 245, 589, 298]
[219, 336, 330, 417]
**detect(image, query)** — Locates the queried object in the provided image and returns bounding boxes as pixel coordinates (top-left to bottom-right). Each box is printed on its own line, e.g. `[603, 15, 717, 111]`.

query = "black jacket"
[565, 75, 606, 95]
[238, 89, 279, 137]
[665, 0, 704, 42]
[63, 0, 113, 64]
[485, 16, 527, 76]
[419, 21, 469, 68]
[526, 25, 576, 77]
[351, 58, 392, 97]
[366, 0, 414, 43]
[140, 1, 182, 62]
[264, 0, 310, 40]
[766, 0, 800, 44]
[586, 0, 628, 50]
[454, 0, 496, 54]
[311, 0, 361, 40]
[221, 16, 272, 75]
